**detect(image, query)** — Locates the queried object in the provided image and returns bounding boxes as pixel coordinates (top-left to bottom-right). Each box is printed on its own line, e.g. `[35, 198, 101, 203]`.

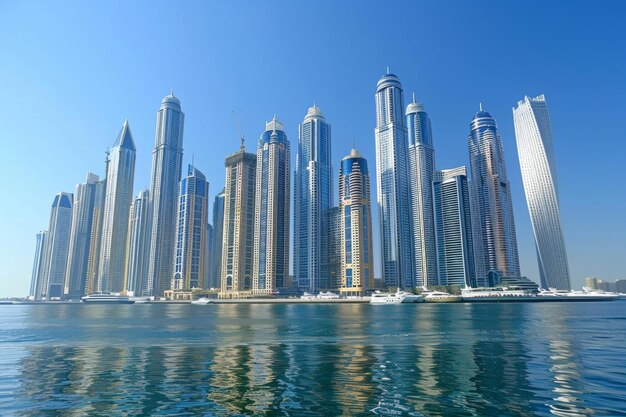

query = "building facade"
[433, 167, 476, 288]
[147, 93, 185, 297]
[85, 175, 107, 295]
[64, 172, 99, 299]
[97, 120, 136, 293]
[513, 95, 571, 290]
[220, 146, 256, 298]
[339, 149, 374, 296]
[125, 189, 151, 296]
[468, 106, 520, 286]
[211, 189, 225, 290]
[172, 165, 209, 290]
[41, 192, 73, 299]
[374, 72, 414, 289]
[29, 230, 48, 300]
[406, 98, 437, 287]
[294, 105, 333, 292]
[253, 116, 290, 295]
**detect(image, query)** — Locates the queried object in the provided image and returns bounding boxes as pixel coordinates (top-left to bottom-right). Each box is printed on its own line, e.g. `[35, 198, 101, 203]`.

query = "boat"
[81, 293, 135, 304]
[537, 288, 618, 301]
[398, 290, 425, 303]
[316, 291, 340, 299]
[370, 289, 424, 304]
[191, 298, 213, 305]
[461, 287, 534, 302]
[300, 291, 341, 300]
[421, 287, 462, 303]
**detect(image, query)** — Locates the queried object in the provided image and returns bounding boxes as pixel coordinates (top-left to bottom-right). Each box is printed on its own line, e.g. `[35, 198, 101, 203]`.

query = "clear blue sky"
[1, 1, 625, 297]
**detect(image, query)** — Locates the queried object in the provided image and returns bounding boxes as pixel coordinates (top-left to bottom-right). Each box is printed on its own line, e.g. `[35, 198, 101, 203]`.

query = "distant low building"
[614, 279, 626, 293]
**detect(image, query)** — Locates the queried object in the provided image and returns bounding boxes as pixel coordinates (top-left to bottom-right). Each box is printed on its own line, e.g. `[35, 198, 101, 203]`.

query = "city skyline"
[3, 2, 626, 297]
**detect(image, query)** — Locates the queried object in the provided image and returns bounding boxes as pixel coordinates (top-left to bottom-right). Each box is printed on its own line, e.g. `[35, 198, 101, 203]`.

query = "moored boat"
[81, 293, 135, 304]
[421, 288, 462, 303]
[191, 298, 213, 305]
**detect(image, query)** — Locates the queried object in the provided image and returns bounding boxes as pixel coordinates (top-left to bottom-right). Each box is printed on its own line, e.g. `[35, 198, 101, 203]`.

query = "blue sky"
[1, 1, 625, 297]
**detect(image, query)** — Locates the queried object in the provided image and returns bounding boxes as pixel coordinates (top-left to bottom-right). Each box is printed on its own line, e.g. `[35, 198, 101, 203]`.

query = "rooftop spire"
[412, 92, 416, 104]
[479, 102, 483, 112]
[386, 66, 390, 74]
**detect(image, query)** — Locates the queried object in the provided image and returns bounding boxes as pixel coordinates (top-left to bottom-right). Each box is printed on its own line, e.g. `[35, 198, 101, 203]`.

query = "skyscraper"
[29, 231, 47, 300]
[339, 149, 374, 296]
[294, 105, 333, 292]
[220, 144, 256, 298]
[64, 172, 99, 299]
[253, 116, 290, 295]
[324, 206, 342, 290]
[433, 167, 476, 288]
[97, 120, 136, 293]
[125, 189, 151, 296]
[147, 92, 185, 297]
[85, 174, 107, 295]
[211, 188, 225, 290]
[468, 106, 520, 286]
[406, 97, 437, 287]
[374, 72, 414, 289]
[513, 95, 571, 290]
[41, 192, 73, 299]
[205, 222, 214, 289]
[172, 165, 209, 290]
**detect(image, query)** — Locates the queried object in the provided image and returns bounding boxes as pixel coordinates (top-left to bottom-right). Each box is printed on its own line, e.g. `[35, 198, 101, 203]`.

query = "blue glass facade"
[294, 107, 333, 292]
[468, 108, 520, 286]
[173, 164, 209, 290]
[253, 117, 290, 294]
[374, 73, 414, 289]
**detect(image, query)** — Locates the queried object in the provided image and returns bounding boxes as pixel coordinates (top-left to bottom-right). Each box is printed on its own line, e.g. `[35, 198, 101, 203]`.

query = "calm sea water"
[0, 302, 625, 416]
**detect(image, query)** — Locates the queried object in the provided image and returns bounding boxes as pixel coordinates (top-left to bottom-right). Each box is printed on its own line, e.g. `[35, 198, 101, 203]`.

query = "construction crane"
[232, 111, 245, 150]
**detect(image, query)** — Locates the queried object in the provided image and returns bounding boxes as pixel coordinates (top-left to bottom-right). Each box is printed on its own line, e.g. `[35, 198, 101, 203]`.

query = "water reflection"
[2, 302, 625, 416]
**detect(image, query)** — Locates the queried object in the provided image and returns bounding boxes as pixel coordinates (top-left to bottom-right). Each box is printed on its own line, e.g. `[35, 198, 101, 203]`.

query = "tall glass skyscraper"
[294, 105, 333, 292]
[253, 116, 290, 295]
[147, 93, 185, 297]
[41, 192, 73, 299]
[172, 165, 209, 290]
[406, 98, 437, 287]
[97, 120, 136, 293]
[221, 144, 256, 298]
[513, 95, 571, 290]
[64, 172, 99, 299]
[125, 189, 151, 296]
[433, 167, 476, 288]
[211, 188, 225, 290]
[468, 106, 520, 286]
[374, 72, 414, 289]
[29, 230, 48, 300]
[85, 172, 107, 295]
[339, 149, 374, 296]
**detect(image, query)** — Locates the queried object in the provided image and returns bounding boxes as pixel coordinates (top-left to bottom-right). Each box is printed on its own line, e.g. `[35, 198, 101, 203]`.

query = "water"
[0, 302, 625, 416]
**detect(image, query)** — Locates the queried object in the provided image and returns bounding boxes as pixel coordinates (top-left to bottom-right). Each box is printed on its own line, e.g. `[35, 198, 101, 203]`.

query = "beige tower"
[339, 149, 374, 296]
[220, 145, 256, 298]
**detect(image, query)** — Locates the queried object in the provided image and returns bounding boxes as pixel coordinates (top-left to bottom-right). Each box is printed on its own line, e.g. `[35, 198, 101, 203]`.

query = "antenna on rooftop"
[232, 111, 245, 150]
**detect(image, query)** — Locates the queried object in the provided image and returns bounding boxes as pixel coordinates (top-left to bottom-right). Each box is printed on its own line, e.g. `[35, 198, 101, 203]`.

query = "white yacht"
[316, 291, 340, 299]
[370, 289, 423, 304]
[191, 298, 213, 305]
[537, 288, 618, 301]
[81, 293, 135, 304]
[421, 287, 462, 303]
[461, 287, 533, 302]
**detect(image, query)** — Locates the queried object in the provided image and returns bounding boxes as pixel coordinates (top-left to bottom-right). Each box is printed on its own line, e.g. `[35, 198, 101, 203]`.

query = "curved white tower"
[406, 98, 437, 287]
[147, 93, 185, 297]
[513, 95, 571, 290]
[374, 72, 414, 289]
